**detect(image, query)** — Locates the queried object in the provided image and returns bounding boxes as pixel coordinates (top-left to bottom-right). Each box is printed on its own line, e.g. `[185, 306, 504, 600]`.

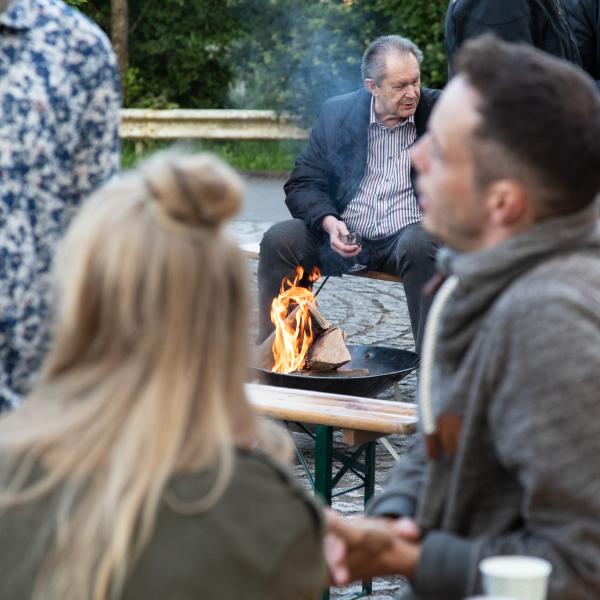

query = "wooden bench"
[240, 242, 402, 283]
[246, 382, 416, 504]
[246, 383, 417, 600]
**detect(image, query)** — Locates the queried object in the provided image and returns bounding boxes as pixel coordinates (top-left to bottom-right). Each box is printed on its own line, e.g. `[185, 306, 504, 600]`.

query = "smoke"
[228, 0, 366, 124]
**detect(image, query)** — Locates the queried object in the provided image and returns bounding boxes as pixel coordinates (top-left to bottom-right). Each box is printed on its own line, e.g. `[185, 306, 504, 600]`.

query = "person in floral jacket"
[0, 0, 121, 410]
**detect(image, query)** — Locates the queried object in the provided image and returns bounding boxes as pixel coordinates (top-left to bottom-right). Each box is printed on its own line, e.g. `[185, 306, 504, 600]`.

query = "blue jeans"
[257, 219, 439, 353]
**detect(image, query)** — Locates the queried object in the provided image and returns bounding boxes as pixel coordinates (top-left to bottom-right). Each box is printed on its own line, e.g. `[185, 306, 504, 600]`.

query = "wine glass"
[345, 231, 367, 272]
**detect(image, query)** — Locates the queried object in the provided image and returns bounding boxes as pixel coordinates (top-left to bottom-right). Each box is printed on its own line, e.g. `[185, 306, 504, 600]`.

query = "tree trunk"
[111, 0, 129, 82]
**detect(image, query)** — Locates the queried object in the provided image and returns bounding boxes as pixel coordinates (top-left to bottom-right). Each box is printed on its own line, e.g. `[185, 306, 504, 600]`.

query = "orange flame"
[270, 266, 321, 374]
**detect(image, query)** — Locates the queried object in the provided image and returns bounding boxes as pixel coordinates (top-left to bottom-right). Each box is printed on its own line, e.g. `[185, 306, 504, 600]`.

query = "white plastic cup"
[463, 596, 515, 599]
[479, 555, 552, 600]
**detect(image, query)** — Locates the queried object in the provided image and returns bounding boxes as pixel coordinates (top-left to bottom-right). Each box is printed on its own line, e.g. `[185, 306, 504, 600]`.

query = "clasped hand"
[324, 509, 422, 586]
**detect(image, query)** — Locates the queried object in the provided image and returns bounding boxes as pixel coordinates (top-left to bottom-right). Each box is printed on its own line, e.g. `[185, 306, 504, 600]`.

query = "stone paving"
[227, 218, 417, 599]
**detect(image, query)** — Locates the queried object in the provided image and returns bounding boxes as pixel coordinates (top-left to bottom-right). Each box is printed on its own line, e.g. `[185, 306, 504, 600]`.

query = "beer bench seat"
[246, 383, 417, 599]
[239, 242, 402, 283]
[245, 383, 416, 505]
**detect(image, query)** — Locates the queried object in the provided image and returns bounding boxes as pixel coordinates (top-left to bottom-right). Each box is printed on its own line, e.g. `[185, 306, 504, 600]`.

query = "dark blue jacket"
[284, 87, 440, 231]
[564, 0, 600, 86]
[445, 0, 583, 76]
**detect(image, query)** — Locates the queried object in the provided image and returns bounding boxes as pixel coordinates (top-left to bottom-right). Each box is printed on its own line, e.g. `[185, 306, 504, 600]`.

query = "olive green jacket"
[0, 450, 327, 599]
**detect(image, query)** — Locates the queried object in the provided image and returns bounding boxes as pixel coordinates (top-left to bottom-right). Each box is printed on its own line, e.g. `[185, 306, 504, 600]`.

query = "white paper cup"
[463, 596, 515, 599]
[479, 555, 552, 600]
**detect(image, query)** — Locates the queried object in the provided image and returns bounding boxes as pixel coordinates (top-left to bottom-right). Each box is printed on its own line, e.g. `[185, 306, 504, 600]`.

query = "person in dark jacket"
[325, 36, 600, 600]
[445, 0, 582, 76]
[564, 0, 600, 87]
[258, 35, 440, 352]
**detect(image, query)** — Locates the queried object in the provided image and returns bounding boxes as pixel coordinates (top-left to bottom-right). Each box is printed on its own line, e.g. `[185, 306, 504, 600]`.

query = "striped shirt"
[341, 98, 422, 239]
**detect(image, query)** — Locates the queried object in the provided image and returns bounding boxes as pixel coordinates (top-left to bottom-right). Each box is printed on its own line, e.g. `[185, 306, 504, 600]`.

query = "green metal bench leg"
[314, 425, 334, 504]
[364, 440, 376, 507]
[290, 425, 377, 599]
[360, 440, 377, 597]
[314, 430, 377, 600]
[315, 425, 333, 600]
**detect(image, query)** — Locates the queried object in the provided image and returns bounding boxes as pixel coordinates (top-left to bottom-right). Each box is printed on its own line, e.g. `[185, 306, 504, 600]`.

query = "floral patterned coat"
[0, 0, 121, 409]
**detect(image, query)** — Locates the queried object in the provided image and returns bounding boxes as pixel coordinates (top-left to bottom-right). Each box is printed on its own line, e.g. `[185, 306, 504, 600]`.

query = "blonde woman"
[0, 152, 326, 600]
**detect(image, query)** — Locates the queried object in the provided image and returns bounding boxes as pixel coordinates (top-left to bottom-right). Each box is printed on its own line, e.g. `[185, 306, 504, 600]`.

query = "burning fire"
[270, 266, 321, 374]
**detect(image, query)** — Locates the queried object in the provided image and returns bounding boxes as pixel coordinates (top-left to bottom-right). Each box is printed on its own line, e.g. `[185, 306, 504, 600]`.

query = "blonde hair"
[0, 151, 268, 600]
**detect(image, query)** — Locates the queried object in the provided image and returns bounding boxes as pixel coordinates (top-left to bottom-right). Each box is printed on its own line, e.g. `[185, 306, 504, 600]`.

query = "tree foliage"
[76, 0, 448, 119]
[365, 0, 449, 90]
[80, 0, 242, 108]
[229, 0, 449, 124]
[228, 1, 366, 123]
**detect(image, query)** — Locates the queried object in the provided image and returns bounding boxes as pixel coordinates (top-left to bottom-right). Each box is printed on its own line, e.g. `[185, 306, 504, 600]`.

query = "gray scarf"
[415, 202, 600, 535]
[437, 203, 599, 375]
[419, 202, 600, 452]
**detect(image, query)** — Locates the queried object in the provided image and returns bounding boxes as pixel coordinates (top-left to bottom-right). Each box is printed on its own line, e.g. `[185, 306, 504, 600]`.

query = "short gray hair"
[361, 35, 423, 84]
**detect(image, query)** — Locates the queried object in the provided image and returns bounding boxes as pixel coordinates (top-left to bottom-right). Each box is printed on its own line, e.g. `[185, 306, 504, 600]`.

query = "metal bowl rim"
[253, 343, 419, 383]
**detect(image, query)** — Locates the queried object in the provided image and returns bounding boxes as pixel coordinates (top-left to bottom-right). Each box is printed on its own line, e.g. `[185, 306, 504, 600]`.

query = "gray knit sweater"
[369, 204, 600, 600]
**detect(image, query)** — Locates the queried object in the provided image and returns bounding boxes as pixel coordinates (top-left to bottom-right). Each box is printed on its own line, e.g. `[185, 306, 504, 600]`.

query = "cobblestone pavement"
[227, 217, 417, 599]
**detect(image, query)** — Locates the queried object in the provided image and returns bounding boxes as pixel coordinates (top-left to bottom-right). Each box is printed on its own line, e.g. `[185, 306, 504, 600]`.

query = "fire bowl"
[251, 344, 418, 398]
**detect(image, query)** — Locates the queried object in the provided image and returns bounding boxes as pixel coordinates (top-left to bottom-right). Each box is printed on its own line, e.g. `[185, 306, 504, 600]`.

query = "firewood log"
[306, 302, 331, 333]
[253, 301, 332, 371]
[294, 367, 368, 378]
[304, 326, 351, 371]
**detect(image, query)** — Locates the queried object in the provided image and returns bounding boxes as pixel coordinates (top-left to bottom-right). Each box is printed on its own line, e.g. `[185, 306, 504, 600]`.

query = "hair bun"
[143, 152, 243, 228]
